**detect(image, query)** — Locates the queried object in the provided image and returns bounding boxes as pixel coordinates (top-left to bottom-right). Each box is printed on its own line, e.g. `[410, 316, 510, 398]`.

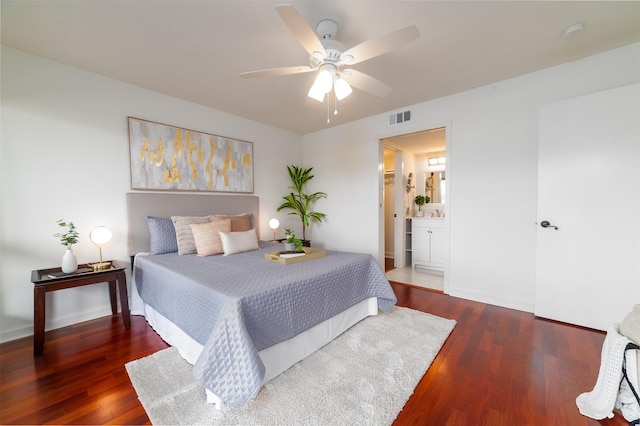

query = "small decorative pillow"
[171, 215, 210, 255]
[190, 220, 231, 256]
[147, 216, 178, 255]
[218, 229, 259, 255]
[209, 214, 251, 232]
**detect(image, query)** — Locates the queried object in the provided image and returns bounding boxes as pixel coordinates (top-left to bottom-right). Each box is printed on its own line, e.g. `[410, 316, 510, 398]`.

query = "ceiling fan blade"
[275, 5, 326, 59]
[240, 66, 315, 78]
[341, 69, 392, 98]
[340, 25, 419, 65]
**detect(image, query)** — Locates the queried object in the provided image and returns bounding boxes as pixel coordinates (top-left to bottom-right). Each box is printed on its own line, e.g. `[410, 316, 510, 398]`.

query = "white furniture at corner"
[411, 218, 445, 271]
[404, 218, 412, 267]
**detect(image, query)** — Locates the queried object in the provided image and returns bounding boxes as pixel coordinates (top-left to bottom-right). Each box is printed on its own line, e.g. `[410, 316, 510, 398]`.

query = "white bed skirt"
[130, 274, 379, 408]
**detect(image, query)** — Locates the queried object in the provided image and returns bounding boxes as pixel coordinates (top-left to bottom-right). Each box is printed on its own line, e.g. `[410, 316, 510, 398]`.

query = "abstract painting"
[128, 117, 253, 193]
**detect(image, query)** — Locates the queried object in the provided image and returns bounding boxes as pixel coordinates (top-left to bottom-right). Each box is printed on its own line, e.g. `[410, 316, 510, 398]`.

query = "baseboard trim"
[0, 306, 116, 344]
[447, 287, 534, 314]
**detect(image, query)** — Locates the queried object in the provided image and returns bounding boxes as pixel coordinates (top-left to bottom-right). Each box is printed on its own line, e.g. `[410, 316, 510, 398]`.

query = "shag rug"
[125, 306, 456, 425]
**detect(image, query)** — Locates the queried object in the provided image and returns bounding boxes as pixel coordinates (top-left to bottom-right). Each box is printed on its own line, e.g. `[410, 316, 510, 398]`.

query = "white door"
[534, 83, 640, 331]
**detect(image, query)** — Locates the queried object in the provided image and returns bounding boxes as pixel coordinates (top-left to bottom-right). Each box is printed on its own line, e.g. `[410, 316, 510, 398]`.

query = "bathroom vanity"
[410, 217, 445, 271]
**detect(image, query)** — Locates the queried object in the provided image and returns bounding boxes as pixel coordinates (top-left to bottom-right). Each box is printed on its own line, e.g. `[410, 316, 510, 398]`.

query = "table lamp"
[268, 218, 280, 241]
[89, 226, 112, 271]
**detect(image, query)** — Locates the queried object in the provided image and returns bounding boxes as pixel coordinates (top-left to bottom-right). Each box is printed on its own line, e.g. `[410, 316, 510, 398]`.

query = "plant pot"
[61, 248, 78, 273]
[284, 242, 297, 251]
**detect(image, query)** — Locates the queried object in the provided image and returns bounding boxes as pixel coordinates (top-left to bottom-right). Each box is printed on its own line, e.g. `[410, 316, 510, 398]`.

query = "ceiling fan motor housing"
[317, 19, 338, 40]
[308, 19, 346, 66]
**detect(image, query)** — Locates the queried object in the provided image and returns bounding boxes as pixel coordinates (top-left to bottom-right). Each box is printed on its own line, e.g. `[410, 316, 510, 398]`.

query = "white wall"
[303, 42, 640, 312]
[0, 47, 303, 342]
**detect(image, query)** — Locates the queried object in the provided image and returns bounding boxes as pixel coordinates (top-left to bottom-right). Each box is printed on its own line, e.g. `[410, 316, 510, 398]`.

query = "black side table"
[275, 239, 311, 247]
[30, 261, 129, 356]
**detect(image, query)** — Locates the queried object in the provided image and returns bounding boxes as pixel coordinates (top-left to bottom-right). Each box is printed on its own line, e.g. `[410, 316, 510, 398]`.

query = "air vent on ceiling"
[389, 110, 412, 125]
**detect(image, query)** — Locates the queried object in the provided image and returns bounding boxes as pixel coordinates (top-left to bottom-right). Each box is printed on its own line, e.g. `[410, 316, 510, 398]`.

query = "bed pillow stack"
[147, 213, 256, 256]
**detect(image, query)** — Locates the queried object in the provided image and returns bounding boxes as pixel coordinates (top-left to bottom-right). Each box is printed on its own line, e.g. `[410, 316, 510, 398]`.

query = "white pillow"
[218, 229, 259, 256]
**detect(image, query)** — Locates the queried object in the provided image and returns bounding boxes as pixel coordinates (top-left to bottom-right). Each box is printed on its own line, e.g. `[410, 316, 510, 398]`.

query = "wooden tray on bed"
[265, 248, 326, 265]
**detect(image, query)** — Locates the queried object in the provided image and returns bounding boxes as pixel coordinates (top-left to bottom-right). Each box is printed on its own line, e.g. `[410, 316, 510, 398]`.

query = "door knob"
[540, 220, 558, 230]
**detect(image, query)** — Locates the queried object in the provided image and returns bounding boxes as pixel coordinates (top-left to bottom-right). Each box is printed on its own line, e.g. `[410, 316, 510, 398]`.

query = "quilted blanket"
[134, 241, 397, 407]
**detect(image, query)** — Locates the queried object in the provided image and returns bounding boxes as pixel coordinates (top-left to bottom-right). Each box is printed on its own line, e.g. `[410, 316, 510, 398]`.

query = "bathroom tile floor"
[385, 265, 444, 292]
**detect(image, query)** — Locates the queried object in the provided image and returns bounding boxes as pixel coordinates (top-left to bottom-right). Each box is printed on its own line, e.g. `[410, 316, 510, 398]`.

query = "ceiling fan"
[240, 5, 420, 105]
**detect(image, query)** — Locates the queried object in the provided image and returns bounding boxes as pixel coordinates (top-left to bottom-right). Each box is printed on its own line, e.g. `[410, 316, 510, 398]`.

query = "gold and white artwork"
[128, 117, 253, 193]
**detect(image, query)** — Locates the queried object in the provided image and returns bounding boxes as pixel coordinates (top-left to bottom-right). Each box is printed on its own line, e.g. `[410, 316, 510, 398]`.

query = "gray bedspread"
[134, 241, 396, 407]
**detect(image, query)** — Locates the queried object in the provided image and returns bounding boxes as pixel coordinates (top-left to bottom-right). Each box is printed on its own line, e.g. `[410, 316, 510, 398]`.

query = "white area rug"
[126, 306, 455, 425]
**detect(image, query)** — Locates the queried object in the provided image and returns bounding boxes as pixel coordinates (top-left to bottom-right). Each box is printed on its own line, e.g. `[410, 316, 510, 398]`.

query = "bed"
[126, 192, 397, 408]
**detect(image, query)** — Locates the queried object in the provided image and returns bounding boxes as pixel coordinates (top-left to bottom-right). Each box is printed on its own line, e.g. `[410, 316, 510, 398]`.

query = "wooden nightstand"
[30, 261, 130, 356]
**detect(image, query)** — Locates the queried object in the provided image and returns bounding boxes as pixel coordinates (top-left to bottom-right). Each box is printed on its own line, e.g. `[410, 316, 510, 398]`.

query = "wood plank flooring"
[0, 283, 627, 425]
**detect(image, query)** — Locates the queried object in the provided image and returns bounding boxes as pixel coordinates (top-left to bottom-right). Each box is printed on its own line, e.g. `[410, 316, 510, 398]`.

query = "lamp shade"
[334, 77, 352, 100]
[90, 226, 112, 245]
[316, 69, 333, 93]
[308, 68, 335, 102]
[268, 218, 280, 241]
[89, 226, 112, 271]
[308, 83, 325, 102]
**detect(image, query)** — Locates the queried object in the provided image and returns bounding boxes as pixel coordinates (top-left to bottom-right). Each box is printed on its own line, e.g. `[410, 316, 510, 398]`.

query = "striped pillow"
[190, 220, 232, 256]
[171, 216, 210, 255]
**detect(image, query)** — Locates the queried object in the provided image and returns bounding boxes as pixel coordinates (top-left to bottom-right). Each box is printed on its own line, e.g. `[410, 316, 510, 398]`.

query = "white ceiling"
[2, 1, 639, 135]
[384, 127, 446, 156]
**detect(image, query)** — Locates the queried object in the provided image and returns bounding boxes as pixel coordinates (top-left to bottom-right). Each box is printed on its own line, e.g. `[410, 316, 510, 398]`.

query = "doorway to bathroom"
[381, 126, 449, 292]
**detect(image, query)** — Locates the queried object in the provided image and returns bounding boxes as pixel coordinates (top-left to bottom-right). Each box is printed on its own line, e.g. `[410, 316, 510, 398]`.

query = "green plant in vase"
[414, 195, 426, 216]
[54, 219, 79, 273]
[54, 220, 79, 248]
[284, 231, 303, 252]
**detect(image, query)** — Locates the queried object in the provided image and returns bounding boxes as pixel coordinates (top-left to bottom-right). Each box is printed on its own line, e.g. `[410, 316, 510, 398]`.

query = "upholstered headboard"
[126, 192, 259, 256]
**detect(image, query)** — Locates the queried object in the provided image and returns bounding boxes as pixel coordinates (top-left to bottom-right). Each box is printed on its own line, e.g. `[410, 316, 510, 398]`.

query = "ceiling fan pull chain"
[334, 95, 338, 116]
[327, 92, 331, 123]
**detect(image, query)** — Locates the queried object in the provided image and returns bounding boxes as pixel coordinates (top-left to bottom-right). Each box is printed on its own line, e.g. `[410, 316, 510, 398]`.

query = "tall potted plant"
[277, 165, 327, 242]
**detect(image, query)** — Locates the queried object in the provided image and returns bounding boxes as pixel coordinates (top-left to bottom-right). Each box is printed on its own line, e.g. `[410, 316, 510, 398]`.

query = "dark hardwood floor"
[0, 283, 627, 425]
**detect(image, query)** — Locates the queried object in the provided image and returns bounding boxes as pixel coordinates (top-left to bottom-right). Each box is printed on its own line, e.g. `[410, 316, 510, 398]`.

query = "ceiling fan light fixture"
[317, 68, 334, 93]
[308, 81, 325, 102]
[308, 67, 334, 102]
[334, 77, 352, 100]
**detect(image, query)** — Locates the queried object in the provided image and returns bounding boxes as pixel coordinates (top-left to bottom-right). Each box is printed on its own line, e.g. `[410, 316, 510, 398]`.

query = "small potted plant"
[54, 219, 79, 273]
[284, 232, 303, 252]
[414, 195, 426, 216]
[284, 228, 293, 240]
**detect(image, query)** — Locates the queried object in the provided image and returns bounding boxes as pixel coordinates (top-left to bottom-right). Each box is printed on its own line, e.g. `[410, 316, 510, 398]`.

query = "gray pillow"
[146, 216, 178, 255]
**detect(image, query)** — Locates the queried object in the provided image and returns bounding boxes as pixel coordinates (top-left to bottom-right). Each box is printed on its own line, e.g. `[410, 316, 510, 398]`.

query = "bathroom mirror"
[425, 170, 445, 204]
